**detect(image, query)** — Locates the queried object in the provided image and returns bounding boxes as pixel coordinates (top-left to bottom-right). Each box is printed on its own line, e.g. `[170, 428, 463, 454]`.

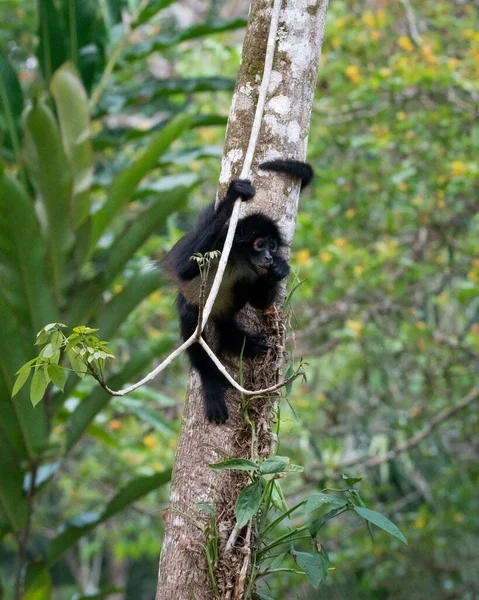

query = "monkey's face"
[248, 236, 278, 275]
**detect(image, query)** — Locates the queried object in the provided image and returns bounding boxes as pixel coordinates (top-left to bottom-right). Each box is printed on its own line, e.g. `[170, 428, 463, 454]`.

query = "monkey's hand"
[225, 179, 256, 203]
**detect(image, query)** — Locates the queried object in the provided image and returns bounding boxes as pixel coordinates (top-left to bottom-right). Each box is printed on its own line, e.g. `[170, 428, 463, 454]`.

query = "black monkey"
[161, 159, 313, 423]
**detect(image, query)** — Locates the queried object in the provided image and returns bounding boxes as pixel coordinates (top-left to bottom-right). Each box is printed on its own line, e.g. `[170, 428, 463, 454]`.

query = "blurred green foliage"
[0, 0, 478, 598]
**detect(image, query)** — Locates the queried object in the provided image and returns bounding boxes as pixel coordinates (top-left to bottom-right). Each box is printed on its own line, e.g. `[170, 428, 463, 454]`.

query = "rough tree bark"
[156, 1, 329, 598]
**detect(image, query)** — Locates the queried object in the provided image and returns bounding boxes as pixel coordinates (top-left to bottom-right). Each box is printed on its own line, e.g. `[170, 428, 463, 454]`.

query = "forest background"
[0, 0, 478, 598]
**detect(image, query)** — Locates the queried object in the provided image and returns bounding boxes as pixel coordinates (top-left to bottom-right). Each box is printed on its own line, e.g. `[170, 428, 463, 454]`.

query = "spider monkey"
[161, 159, 313, 423]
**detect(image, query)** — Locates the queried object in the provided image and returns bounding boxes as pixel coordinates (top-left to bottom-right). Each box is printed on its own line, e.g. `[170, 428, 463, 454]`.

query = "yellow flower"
[464, 29, 474, 39]
[451, 161, 467, 177]
[465, 5, 473, 14]
[354, 265, 364, 276]
[405, 131, 416, 140]
[346, 65, 361, 84]
[114, 284, 123, 294]
[416, 321, 426, 330]
[334, 237, 348, 249]
[143, 434, 157, 449]
[149, 291, 162, 303]
[320, 251, 332, 263]
[379, 67, 391, 77]
[412, 195, 423, 206]
[335, 16, 348, 31]
[153, 462, 165, 472]
[371, 31, 380, 42]
[109, 419, 122, 431]
[398, 36, 414, 52]
[346, 208, 356, 220]
[396, 111, 407, 121]
[397, 181, 408, 192]
[297, 398, 308, 408]
[347, 320, 363, 336]
[437, 199, 446, 209]
[414, 515, 427, 530]
[371, 182, 380, 191]
[296, 249, 311, 265]
[362, 11, 375, 28]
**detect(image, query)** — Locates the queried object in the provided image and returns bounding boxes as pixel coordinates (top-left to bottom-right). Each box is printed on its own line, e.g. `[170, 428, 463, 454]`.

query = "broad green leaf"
[102, 185, 191, 284]
[67, 348, 86, 379]
[260, 456, 290, 475]
[132, 0, 178, 27]
[0, 171, 57, 331]
[305, 493, 347, 512]
[47, 470, 171, 565]
[290, 545, 329, 589]
[23, 99, 74, 304]
[12, 364, 32, 398]
[125, 18, 247, 60]
[0, 434, 28, 532]
[0, 55, 23, 160]
[65, 337, 174, 451]
[30, 368, 49, 407]
[47, 364, 67, 391]
[0, 295, 48, 458]
[236, 480, 263, 528]
[353, 507, 408, 545]
[51, 63, 93, 228]
[37, 0, 68, 84]
[209, 458, 259, 472]
[309, 506, 346, 538]
[342, 474, 362, 486]
[23, 568, 52, 600]
[90, 112, 194, 250]
[270, 480, 288, 513]
[96, 271, 165, 338]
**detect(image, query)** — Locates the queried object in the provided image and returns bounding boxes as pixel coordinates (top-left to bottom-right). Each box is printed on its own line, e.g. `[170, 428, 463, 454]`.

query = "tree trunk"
[156, 1, 329, 598]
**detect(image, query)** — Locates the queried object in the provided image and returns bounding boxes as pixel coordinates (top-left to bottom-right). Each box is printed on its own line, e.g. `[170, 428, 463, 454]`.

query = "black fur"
[162, 159, 313, 423]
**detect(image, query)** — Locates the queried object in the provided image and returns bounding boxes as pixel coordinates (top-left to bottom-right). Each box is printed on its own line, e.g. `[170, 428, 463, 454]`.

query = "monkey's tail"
[259, 159, 314, 189]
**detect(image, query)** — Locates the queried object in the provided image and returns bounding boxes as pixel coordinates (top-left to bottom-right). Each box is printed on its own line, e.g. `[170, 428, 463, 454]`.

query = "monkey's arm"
[247, 257, 290, 310]
[174, 179, 255, 281]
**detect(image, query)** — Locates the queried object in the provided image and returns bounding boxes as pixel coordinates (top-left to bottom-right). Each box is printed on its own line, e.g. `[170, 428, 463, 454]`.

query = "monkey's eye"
[254, 238, 265, 252]
[270, 239, 278, 252]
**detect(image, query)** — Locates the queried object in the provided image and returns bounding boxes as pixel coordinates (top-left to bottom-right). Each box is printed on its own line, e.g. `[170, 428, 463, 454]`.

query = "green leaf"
[47, 364, 67, 391]
[67, 348, 87, 379]
[259, 456, 290, 475]
[290, 545, 329, 589]
[90, 112, 194, 250]
[0, 172, 57, 331]
[132, 0, 178, 27]
[37, 0, 68, 84]
[30, 368, 49, 407]
[309, 506, 346, 538]
[209, 458, 259, 472]
[353, 507, 408, 545]
[51, 63, 93, 228]
[23, 569, 52, 600]
[305, 493, 347, 513]
[23, 98, 74, 304]
[270, 480, 288, 513]
[342, 474, 362, 486]
[12, 365, 32, 398]
[0, 435, 28, 532]
[47, 470, 171, 565]
[65, 337, 174, 451]
[236, 480, 263, 528]
[0, 55, 23, 161]
[125, 18, 247, 60]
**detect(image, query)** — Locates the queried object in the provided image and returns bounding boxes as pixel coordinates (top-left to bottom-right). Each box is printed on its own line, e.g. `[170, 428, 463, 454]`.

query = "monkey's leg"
[216, 317, 269, 357]
[178, 294, 230, 423]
